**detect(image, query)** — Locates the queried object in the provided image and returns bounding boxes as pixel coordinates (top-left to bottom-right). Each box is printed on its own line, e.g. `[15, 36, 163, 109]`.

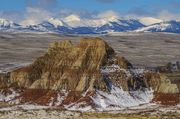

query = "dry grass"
[0, 32, 180, 68]
[82, 112, 180, 119]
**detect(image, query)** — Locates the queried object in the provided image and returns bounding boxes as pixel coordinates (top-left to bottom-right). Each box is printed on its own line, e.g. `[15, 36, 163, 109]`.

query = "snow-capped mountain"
[0, 17, 180, 34]
[62, 15, 145, 34]
[135, 20, 180, 33]
[0, 18, 20, 29]
[95, 19, 145, 33]
[24, 18, 73, 33]
[24, 17, 145, 34]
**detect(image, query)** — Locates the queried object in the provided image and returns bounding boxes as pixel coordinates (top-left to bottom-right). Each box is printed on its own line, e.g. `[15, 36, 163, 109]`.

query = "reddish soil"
[153, 93, 180, 105]
[62, 91, 95, 105]
[16, 89, 95, 107]
[17, 89, 57, 105]
[2, 88, 179, 107]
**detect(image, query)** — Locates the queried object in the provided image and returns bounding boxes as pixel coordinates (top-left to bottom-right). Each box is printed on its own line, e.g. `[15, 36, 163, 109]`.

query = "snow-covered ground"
[0, 88, 20, 103]
[0, 87, 179, 119]
[64, 85, 154, 112]
[100, 64, 121, 73]
[92, 86, 154, 111]
[0, 86, 154, 112]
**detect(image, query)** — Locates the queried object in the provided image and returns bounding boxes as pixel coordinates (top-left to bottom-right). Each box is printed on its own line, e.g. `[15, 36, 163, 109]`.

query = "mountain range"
[0, 18, 180, 34]
[135, 20, 180, 33]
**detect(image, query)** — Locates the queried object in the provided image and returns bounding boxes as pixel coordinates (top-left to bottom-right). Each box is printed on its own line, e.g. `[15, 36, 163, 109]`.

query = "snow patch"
[0, 88, 20, 103]
[54, 93, 66, 106]
[91, 86, 154, 111]
[65, 102, 93, 112]
[100, 64, 120, 73]
[48, 18, 64, 27]
[177, 104, 180, 108]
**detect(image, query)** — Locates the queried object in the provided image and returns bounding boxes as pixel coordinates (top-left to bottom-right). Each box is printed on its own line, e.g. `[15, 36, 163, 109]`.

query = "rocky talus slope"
[0, 38, 179, 110]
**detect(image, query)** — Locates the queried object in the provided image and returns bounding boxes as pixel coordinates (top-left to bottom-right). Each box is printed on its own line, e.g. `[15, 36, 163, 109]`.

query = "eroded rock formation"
[0, 37, 179, 107]
[9, 38, 131, 91]
[1, 38, 179, 93]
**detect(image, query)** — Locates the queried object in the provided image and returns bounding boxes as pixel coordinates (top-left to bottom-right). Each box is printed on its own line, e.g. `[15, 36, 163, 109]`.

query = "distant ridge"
[135, 20, 180, 33]
[0, 18, 179, 34]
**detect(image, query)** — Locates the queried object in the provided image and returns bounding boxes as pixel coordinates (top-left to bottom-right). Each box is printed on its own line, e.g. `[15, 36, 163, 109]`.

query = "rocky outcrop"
[9, 38, 131, 92]
[0, 37, 179, 109]
[157, 75, 179, 93]
[1, 38, 179, 95]
[0, 73, 11, 88]
[143, 73, 179, 93]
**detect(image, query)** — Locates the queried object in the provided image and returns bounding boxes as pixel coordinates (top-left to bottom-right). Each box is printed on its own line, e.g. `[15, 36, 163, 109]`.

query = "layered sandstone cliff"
[0, 38, 179, 108]
[8, 38, 178, 94]
[9, 38, 128, 91]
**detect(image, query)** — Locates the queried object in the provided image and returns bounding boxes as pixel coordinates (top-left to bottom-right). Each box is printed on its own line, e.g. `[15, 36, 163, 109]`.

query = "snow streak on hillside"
[135, 21, 180, 33]
[92, 86, 153, 111]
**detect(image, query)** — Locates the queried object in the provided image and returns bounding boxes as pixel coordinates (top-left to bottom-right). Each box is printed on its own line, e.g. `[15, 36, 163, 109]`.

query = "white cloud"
[48, 18, 65, 27]
[20, 7, 52, 26]
[64, 14, 81, 22]
[158, 10, 180, 21]
[97, 10, 119, 21]
[0, 11, 23, 23]
[62, 11, 120, 27]
[139, 17, 163, 25]
[63, 14, 82, 27]
[1, 6, 180, 27]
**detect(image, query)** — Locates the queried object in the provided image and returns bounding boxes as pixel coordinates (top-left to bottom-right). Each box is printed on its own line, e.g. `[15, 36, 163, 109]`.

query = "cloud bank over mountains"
[0, 0, 179, 26]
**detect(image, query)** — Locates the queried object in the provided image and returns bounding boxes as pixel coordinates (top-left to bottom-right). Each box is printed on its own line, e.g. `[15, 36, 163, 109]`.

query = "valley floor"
[0, 32, 180, 68]
[0, 103, 179, 119]
[0, 108, 179, 119]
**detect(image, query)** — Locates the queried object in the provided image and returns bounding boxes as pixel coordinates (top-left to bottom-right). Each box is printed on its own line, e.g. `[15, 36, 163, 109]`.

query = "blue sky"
[0, 0, 179, 24]
[0, 0, 179, 13]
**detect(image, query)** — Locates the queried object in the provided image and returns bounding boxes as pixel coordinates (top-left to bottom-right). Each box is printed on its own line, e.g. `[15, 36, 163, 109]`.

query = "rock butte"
[0, 37, 179, 106]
